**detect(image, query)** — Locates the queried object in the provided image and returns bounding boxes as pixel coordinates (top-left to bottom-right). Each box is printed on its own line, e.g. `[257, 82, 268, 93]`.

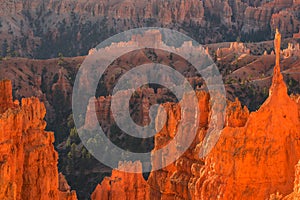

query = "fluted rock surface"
[91, 161, 150, 200]
[0, 80, 77, 200]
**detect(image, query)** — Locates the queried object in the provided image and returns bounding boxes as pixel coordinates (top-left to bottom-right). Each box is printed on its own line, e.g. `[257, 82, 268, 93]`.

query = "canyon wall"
[0, 0, 300, 58]
[0, 80, 77, 200]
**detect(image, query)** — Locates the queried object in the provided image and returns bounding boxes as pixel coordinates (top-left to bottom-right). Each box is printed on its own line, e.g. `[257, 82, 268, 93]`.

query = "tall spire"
[272, 28, 283, 84]
[268, 29, 287, 98]
[260, 29, 289, 108]
[274, 28, 281, 71]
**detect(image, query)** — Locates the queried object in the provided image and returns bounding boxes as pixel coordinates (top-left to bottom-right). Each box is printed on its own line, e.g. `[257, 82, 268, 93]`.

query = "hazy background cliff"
[0, 0, 300, 58]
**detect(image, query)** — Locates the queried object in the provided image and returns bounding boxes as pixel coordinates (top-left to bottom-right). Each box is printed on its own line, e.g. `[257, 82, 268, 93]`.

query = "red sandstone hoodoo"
[0, 80, 77, 200]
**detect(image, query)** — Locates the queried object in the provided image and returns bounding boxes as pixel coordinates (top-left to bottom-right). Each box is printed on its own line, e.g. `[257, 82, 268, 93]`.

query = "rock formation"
[91, 161, 150, 200]
[225, 98, 249, 127]
[216, 42, 250, 60]
[193, 30, 300, 199]
[1, 26, 300, 198]
[283, 43, 300, 58]
[271, 6, 300, 38]
[84, 86, 181, 131]
[91, 30, 300, 200]
[0, 80, 77, 200]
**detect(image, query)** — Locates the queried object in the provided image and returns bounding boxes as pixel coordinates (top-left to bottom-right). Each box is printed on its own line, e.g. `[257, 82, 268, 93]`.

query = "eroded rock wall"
[0, 80, 77, 200]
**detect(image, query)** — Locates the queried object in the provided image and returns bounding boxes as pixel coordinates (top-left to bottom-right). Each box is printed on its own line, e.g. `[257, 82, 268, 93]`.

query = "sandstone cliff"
[0, 80, 77, 200]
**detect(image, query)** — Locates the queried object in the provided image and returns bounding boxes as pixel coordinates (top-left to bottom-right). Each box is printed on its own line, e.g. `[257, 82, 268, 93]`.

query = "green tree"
[67, 114, 74, 129]
[1, 39, 8, 57]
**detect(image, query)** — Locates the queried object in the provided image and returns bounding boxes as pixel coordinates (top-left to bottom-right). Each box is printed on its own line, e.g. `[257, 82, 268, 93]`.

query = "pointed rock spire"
[275, 28, 281, 73]
[268, 29, 287, 98]
[258, 29, 298, 128]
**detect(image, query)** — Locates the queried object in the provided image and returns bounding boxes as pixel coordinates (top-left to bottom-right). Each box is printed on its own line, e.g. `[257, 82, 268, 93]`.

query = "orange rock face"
[0, 80, 77, 200]
[91, 30, 300, 200]
[91, 161, 150, 200]
[196, 78, 300, 199]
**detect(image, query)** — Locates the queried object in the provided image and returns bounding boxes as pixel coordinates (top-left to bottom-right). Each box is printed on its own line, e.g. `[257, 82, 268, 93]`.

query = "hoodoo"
[0, 80, 77, 200]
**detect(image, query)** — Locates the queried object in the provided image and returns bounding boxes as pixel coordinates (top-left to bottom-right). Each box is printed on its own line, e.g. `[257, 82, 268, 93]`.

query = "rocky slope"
[0, 80, 77, 200]
[90, 30, 300, 200]
[1, 0, 300, 58]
